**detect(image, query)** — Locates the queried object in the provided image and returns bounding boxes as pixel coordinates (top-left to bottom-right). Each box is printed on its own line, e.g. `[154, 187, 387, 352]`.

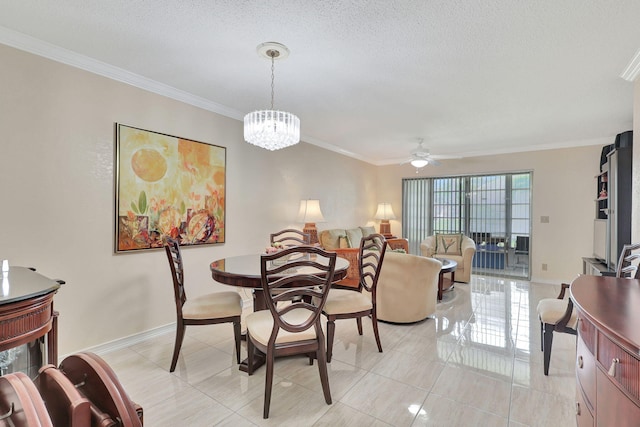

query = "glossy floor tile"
[98, 276, 577, 426]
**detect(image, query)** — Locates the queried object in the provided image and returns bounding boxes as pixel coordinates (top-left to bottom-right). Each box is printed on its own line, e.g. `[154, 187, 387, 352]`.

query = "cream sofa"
[420, 235, 476, 283]
[376, 251, 441, 323]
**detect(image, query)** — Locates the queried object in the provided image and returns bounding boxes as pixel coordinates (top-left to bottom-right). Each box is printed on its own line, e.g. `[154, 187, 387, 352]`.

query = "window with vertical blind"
[402, 172, 532, 278]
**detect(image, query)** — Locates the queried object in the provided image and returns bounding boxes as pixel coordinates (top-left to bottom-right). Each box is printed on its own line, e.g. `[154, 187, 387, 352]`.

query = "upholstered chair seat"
[536, 298, 578, 330]
[181, 292, 242, 320]
[246, 308, 319, 345]
[322, 290, 372, 315]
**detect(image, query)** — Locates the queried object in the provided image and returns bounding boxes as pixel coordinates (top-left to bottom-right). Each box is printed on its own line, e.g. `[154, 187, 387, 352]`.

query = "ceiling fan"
[401, 139, 451, 168]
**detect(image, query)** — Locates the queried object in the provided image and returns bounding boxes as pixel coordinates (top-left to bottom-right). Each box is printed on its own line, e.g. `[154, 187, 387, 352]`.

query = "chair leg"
[371, 311, 382, 353]
[233, 319, 241, 364]
[542, 323, 555, 376]
[316, 334, 332, 405]
[540, 321, 544, 352]
[170, 322, 186, 372]
[326, 317, 336, 363]
[263, 348, 274, 419]
[356, 317, 363, 335]
[246, 334, 255, 376]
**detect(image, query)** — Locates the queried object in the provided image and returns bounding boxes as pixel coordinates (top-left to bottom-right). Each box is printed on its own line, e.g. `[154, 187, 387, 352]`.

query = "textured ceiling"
[1, 1, 639, 165]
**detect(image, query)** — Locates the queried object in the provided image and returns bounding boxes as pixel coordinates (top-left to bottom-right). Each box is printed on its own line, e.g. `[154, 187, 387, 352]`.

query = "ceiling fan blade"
[428, 159, 442, 166]
[430, 154, 462, 160]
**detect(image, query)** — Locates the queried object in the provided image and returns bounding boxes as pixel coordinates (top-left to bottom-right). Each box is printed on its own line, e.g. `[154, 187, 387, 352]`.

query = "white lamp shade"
[297, 199, 326, 223]
[374, 203, 396, 220]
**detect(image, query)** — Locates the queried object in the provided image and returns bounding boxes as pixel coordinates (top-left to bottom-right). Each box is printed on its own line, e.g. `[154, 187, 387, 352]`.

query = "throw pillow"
[339, 235, 350, 248]
[320, 229, 345, 250]
[346, 227, 364, 248]
[360, 226, 376, 237]
[435, 233, 463, 255]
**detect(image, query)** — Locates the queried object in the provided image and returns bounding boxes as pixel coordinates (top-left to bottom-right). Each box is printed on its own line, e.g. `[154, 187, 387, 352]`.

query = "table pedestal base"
[238, 349, 266, 373]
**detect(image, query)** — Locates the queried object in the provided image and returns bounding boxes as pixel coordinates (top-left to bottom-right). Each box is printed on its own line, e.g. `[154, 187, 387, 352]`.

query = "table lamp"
[297, 199, 326, 245]
[374, 202, 396, 238]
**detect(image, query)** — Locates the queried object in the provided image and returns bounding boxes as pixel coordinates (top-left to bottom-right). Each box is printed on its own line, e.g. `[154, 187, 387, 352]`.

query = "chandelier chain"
[270, 53, 275, 110]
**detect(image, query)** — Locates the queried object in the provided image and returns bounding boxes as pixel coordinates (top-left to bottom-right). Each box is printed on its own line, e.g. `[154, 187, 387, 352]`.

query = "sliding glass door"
[402, 172, 532, 279]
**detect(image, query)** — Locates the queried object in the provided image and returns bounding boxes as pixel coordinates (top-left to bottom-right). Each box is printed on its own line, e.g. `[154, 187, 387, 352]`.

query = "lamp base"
[303, 223, 319, 245]
[379, 220, 392, 238]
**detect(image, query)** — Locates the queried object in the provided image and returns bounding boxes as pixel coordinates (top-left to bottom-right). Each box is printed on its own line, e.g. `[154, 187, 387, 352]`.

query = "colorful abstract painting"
[115, 124, 226, 252]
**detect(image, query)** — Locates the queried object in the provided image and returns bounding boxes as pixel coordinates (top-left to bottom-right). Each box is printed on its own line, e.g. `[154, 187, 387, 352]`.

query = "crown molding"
[378, 136, 610, 166]
[0, 25, 616, 166]
[0, 26, 245, 120]
[0, 26, 373, 163]
[621, 48, 640, 82]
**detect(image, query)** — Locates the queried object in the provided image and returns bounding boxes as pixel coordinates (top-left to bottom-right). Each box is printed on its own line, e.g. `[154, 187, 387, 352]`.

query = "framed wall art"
[115, 124, 226, 252]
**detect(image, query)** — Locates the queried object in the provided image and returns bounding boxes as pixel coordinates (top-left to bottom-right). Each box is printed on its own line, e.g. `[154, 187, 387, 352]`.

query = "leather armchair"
[376, 252, 441, 323]
[420, 235, 476, 283]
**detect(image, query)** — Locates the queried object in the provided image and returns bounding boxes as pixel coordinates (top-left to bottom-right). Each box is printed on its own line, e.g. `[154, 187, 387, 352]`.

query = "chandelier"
[244, 42, 300, 151]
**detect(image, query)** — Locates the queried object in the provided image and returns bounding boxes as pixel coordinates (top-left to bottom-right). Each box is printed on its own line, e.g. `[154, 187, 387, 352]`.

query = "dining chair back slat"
[269, 229, 311, 248]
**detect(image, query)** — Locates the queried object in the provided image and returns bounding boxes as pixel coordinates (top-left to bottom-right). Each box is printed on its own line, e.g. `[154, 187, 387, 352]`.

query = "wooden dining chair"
[322, 233, 387, 363]
[269, 229, 311, 247]
[536, 243, 640, 375]
[164, 238, 242, 372]
[245, 246, 337, 419]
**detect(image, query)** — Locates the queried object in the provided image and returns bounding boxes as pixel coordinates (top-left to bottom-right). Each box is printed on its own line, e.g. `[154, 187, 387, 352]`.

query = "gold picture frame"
[115, 124, 226, 252]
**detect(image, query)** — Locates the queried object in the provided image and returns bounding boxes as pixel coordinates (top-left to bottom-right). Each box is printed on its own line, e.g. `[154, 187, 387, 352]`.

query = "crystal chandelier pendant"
[244, 110, 300, 151]
[244, 42, 300, 151]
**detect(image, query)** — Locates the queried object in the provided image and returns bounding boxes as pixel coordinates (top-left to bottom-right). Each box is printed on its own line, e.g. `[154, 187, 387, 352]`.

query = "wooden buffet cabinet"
[571, 275, 640, 426]
[0, 266, 60, 370]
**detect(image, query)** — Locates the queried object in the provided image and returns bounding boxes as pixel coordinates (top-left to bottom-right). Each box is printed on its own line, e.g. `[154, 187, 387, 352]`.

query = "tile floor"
[98, 276, 578, 426]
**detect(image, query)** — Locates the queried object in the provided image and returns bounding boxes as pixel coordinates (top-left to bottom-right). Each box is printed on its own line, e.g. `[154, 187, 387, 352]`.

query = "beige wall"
[0, 44, 377, 355]
[376, 145, 604, 284]
[0, 42, 613, 355]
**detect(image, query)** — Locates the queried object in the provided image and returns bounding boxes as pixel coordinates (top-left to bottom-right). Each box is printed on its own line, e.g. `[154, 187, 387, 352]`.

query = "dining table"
[210, 253, 350, 372]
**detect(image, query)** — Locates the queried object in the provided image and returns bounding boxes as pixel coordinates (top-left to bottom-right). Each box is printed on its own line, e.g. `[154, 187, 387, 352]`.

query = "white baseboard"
[529, 276, 570, 286]
[63, 323, 176, 359]
[62, 295, 253, 360]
